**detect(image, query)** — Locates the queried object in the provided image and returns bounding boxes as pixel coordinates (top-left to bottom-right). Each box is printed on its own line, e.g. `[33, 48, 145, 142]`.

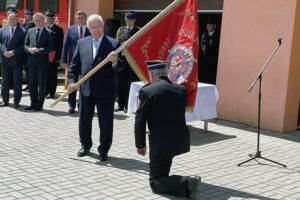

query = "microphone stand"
[237, 38, 287, 167]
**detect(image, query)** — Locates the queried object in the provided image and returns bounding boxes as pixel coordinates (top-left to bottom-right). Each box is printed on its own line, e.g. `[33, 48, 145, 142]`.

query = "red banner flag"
[124, 0, 198, 111]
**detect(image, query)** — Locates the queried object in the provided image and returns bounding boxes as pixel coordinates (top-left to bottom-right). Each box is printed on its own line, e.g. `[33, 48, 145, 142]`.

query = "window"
[0, 0, 23, 11]
[26, 0, 33, 10]
[38, 0, 58, 13]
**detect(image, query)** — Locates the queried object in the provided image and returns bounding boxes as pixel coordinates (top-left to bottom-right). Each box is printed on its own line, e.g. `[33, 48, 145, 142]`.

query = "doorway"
[198, 13, 222, 85]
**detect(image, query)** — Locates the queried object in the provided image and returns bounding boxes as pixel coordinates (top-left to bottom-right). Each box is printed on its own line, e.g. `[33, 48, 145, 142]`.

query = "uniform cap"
[145, 60, 168, 71]
[45, 10, 55, 18]
[24, 9, 34, 15]
[125, 11, 136, 19]
[206, 17, 217, 24]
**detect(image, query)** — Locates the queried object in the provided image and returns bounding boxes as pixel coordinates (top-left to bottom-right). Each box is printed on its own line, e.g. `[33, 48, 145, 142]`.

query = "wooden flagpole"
[50, 0, 184, 108]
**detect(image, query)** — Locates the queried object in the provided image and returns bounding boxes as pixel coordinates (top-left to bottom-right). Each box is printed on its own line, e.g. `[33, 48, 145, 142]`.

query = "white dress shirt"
[92, 35, 103, 59]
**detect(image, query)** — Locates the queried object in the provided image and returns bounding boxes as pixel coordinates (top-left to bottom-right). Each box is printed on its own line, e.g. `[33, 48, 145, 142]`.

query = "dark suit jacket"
[62, 25, 90, 64]
[24, 27, 55, 67]
[0, 26, 26, 65]
[49, 23, 64, 61]
[68, 35, 122, 98]
[135, 76, 190, 158]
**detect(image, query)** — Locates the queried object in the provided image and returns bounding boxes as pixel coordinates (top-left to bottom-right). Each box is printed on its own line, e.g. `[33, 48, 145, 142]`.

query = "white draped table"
[127, 82, 219, 131]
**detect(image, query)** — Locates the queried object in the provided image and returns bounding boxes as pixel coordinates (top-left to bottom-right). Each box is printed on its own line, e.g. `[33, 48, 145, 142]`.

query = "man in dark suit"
[199, 17, 220, 84]
[135, 61, 201, 199]
[21, 9, 35, 92]
[62, 11, 91, 113]
[115, 11, 140, 112]
[68, 14, 122, 161]
[45, 10, 64, 99]
[0, 13, 26, 108]
[24, 13, 55, 111]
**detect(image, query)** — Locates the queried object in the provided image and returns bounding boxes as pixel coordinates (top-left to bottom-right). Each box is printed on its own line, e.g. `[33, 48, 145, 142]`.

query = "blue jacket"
[0, 26, 26, 65]
[68, 35, 123, 98]
[61, 25, 90, 64]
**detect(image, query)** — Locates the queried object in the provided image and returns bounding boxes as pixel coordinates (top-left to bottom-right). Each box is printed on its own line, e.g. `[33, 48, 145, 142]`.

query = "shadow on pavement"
[188, 125, 236, 146]
[17, 106, 80, 117]
[70, 154, 189, 200]
[198, 182, 278, 200]
[209, 119, 300, 143]
[114, 113, 129, 120]
[71, 153, 149, 175]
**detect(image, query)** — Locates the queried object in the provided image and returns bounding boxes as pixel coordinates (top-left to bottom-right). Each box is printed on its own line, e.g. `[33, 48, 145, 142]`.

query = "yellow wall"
[99, 1, 114, 21]
[217, 0, 299, 132]
[73, 0, 114, 21]
[283, 0, 300, 131]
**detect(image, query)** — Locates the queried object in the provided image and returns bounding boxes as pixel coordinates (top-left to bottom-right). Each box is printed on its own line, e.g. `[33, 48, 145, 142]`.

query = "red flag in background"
[124, 0, 198, 111]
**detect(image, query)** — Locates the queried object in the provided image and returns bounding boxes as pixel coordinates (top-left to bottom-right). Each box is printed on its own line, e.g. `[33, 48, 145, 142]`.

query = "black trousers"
[46, 62, 58, 96]
[28, 63, 48, 108]
[198, 58, 218, 84]
[149, 156, 188, 198]
[0, 63, 22, 104]
[116, 66, 139, 108]
[79, 94, 115, 155]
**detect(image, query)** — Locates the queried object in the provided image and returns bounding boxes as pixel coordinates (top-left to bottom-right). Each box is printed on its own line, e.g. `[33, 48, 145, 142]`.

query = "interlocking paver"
[0, 87, 300, 200]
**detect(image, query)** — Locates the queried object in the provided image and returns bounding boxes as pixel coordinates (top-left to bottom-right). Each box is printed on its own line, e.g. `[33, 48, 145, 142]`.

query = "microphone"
[278, 38, 282, 45]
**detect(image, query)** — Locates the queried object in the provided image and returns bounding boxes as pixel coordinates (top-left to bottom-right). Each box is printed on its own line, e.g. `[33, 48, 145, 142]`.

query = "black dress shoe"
[114, 106, 124, 112]
[24, 105, 35, 110]
[34, 106, 43, 111]
[77, 148, 90, 157]
[68, 108, 75, 113]
[124, 107, 127, 113]
[100, 154, 108, 162]
[14, 103, 20, 108]
[186, 176, 201, 200]
[0, 102, 9, 107]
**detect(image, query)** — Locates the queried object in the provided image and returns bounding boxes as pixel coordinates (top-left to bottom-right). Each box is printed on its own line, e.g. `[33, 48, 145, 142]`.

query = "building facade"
[70, 0, 300, 132]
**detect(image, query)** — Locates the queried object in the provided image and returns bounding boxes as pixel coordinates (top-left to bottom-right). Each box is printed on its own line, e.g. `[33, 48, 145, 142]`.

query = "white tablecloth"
[127, 82, 219, 122]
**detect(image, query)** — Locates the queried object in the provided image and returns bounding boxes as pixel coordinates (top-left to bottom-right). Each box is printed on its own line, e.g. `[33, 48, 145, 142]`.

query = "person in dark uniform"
[22, 9, 35, 30]
[62, 11, 91, 113]
[0, 13, 26, 108]
[115, 11, 140, 112]
[67, 14, 122, 161]
[24, 13, 54, 111]
[134, 61, 201, 199]
[199, 17, 220, 84]
[21, 9, 35, 92]
[45, 10, 64, 99]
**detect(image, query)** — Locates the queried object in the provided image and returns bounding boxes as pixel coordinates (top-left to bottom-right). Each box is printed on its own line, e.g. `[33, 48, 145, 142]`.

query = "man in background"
[24, 13, 54, 111]
[0, 13, 26, 108]
[199, 17, 220, 84]
[45, 10, 64, 99]
[115, 11, 140, 113]
[62, 11, 90, 113]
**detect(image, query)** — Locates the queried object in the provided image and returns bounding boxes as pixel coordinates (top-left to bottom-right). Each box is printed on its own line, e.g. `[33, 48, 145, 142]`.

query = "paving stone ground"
[0, 86, 300, 200]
